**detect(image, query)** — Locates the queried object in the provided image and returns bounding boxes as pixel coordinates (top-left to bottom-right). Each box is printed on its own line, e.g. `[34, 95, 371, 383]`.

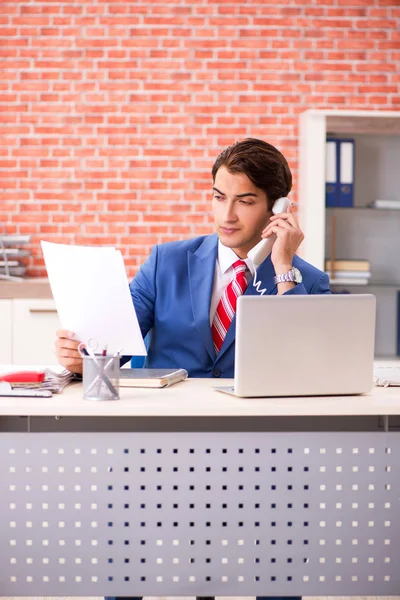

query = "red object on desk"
[0, 371, 46, 384]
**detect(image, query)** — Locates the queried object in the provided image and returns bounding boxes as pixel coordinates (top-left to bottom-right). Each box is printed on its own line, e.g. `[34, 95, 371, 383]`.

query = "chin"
[219, 235, 249, 255]
[218, 233, 239, 248]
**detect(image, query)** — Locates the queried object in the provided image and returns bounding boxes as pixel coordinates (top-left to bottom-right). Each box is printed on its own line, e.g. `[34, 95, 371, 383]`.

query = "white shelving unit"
[299, 109, 400, 357]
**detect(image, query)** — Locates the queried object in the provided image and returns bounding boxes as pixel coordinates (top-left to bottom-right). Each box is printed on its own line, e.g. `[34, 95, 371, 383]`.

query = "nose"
[223, 200, 238, 223]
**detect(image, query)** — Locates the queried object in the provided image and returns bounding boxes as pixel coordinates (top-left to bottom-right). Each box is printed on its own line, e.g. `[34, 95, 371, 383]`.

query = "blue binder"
[325, 138, 338, 207]
[325, 138, 355, 207]
[338, 138, 354, 207]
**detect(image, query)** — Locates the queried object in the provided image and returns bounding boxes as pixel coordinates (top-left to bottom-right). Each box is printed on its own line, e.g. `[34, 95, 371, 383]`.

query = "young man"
[56, 139, 330, 600]
[56, 138, 329, 600]
[56, 138, 330, 377]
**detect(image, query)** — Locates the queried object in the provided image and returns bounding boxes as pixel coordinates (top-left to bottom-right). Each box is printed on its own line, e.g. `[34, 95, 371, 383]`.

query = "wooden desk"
[0, 379, 399, 597]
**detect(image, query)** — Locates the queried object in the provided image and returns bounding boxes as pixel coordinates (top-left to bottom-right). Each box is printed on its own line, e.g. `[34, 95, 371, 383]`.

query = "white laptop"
[215, 294, 376, 397]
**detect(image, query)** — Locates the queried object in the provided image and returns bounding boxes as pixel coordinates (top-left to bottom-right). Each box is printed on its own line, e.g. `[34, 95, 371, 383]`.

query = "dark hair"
[211, 138, 292, 211]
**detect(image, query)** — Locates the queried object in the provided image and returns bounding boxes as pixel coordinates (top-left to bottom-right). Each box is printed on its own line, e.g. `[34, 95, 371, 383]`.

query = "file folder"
[338, 138, 354, 207]
[325, 138, 338, 207]
[325, 138, 355, 207]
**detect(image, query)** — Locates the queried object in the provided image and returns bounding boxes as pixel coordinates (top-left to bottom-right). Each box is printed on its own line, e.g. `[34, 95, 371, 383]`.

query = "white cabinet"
[0, 298, 61, 365]
[299, 109, 400, 357]
[12, 299, 61, 364]
[0, 300, 12, 363]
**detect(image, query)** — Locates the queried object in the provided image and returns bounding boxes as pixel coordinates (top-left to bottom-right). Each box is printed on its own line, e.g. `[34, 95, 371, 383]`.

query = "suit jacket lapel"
[217, 255, 277, 360]
[188, 234, 218, 361]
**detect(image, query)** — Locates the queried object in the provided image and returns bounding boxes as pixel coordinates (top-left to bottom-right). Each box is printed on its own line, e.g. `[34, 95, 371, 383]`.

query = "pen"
[97, 345, 108, 395]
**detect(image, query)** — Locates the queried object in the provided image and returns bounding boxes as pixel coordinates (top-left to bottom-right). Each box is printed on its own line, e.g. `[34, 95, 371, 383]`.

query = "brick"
[0, 1, 397, 274]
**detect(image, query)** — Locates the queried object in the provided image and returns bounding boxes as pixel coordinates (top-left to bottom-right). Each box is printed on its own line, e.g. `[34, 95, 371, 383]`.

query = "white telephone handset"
[247, 196, 293, 295]
[248, 196, 292, 269]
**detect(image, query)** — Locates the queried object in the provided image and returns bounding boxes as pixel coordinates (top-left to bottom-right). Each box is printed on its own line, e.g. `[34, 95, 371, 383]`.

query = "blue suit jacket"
[129, 234, 331, 378]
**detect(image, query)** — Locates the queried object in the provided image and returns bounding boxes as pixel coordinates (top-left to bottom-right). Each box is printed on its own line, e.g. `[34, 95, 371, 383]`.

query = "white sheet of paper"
[41, 241, 147, 356]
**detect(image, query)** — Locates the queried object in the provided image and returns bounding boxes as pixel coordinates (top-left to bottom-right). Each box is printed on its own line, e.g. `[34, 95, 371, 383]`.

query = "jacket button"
[212, 368, 221, 378]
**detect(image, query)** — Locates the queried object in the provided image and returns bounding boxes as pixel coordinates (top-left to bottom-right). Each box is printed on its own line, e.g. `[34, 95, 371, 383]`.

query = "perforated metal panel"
[0, 431, 399, 596]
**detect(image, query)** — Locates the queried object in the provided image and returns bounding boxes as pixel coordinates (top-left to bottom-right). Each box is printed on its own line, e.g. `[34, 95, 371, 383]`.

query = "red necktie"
[212, 259, 248, 354]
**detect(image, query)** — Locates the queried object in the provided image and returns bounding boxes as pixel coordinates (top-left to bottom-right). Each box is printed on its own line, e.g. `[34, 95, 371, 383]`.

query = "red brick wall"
[1, 0, 399, 277]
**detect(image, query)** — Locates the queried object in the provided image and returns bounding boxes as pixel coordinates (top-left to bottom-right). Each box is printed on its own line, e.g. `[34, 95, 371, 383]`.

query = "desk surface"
[0, 377, 400, 417]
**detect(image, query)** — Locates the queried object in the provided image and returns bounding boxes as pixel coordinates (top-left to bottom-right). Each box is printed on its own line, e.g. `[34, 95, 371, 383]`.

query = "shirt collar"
[217, 240, 255, 276]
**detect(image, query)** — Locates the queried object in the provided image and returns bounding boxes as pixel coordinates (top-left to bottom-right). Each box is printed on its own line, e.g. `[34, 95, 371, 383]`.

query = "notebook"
[215, 294, 376, 398]
[119, 368, 188, 388]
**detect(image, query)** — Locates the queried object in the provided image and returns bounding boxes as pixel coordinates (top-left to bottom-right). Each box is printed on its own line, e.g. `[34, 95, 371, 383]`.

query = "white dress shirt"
[209, 241, 255, 325]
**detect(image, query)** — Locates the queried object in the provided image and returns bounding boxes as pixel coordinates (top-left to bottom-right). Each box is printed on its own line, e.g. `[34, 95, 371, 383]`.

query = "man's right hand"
[55, 330, 83, 374]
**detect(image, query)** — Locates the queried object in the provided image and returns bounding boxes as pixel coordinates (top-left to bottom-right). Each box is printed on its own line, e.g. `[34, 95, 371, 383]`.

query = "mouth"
[220, 227, 240, 235]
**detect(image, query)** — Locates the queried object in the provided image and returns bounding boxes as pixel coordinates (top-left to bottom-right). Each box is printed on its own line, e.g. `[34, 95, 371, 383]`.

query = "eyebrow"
[212, 186, 258, 198]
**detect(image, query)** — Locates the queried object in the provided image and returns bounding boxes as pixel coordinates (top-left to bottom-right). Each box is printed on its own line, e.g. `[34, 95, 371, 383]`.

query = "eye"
[213, 194, 223, 201]
[239, 200, 253, 205]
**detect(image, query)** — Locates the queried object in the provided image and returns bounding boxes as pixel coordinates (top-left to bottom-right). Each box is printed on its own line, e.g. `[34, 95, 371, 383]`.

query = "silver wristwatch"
[273, 266, 302, 285]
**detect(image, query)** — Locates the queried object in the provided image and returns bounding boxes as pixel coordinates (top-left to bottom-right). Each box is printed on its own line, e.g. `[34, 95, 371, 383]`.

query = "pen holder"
[82, 355, 120, 401]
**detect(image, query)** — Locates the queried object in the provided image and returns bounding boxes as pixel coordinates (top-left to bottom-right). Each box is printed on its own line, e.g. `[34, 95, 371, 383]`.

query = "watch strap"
[273, 267, 302, 285]
[274, 270, 294, 284]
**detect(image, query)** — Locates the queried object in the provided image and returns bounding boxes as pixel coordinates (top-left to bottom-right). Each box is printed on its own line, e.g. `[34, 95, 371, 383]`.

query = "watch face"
[293, 267, 302, 283]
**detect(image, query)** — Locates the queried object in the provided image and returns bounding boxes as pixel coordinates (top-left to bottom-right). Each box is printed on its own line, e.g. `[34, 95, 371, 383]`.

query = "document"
[41, 241, 147, 356]
[0, 364, 74, 393]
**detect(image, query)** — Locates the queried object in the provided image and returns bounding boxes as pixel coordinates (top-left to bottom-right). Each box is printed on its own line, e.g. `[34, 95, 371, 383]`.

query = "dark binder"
[325, 138, 338, 207]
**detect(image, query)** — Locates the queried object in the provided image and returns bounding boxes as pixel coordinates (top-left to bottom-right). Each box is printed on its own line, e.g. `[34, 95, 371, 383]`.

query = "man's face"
[212, 166, 271, 258]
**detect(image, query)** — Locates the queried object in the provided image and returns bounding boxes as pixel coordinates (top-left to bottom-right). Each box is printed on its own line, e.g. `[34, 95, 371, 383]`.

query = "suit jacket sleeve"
[282, 271, 331, 295]
[129, 245, 158, 338]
